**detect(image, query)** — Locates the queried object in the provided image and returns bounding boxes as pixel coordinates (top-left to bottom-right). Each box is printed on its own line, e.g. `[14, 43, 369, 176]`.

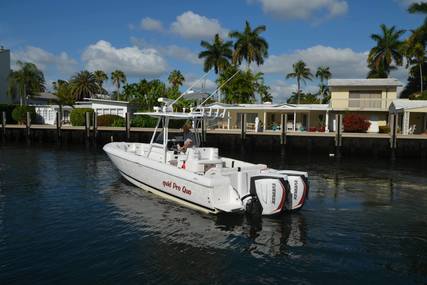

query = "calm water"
[0, 143, 427, 284]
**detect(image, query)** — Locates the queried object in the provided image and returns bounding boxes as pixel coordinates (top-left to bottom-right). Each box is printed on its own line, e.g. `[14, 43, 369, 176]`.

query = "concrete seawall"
[2, 125, 427, 158]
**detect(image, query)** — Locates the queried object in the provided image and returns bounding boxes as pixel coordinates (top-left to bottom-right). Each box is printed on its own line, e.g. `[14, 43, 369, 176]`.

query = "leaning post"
[125, 112, 131, 141]
[25, 112, 31, 143]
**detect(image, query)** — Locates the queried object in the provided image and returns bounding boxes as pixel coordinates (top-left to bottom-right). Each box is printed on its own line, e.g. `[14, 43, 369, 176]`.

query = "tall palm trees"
[94, 70, 108, 94]
[229, 21, 269, 68]
[316, 66, 332, 103]
[8, 61, 45, 106]
[198, 34, 233, 74]
[367, 24, 405, 78]
[70, 71, 99, 101]
[111, 70, 127, 98]
[168, 69, 185, 88]
[286, 60, 313, 104]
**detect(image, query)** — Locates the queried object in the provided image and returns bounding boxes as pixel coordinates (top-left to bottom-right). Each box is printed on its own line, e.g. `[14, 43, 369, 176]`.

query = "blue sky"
[0, 0, 425, 102]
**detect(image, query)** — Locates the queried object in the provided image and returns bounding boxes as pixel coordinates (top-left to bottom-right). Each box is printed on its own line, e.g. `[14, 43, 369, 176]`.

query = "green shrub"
[378, 125, 390, 133]
[131, 115, 157, 127]
[11, 106, 36, 124]
[70, 108, 94, 126]
[0, 104, 18, 123]
[97, 114, 125, 127]
[112, 118, 125, 127]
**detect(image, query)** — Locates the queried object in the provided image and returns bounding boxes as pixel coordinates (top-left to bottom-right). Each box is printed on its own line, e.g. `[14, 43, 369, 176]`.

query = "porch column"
[263, 111, 267, 131]
[227, 111, 231, 130]
[325, 110, 330, 132]
[293, 112, 297, 131]
[307, 112, 310, 131]
[403, 111, 410, 135]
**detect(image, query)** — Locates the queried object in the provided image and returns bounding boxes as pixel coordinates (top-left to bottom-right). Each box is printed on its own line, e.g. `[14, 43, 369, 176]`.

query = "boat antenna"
[197, 69, 240, 107]
[169, 69, 213, 107]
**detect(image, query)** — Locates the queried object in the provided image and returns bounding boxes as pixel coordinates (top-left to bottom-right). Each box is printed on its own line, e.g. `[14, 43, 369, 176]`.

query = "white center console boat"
[104, 75, 309, 216]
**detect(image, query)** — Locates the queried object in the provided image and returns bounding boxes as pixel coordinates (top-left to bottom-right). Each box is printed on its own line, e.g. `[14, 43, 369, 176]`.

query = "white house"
[75, 98, 135, 118]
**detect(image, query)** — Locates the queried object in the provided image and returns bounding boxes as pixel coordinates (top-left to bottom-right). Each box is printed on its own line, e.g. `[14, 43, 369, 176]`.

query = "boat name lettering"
[162, 180, 192, 195]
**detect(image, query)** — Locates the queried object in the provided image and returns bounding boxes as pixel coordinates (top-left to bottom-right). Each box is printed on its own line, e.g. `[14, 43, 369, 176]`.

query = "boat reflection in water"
[103, 178, 307, 258]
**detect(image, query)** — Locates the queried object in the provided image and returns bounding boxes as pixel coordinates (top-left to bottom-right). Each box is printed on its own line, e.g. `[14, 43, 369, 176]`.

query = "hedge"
[97, 114, 125, 127]
[11, 106, 36, 124]
[343, 114, 371, 133]
[70, 108, 94, 126]
[0, 104, 18, 123]
[378, 125, 390, 133]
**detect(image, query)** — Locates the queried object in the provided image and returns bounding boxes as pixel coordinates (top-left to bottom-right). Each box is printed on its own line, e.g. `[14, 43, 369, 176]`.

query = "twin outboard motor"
[243, 171, 309, 216]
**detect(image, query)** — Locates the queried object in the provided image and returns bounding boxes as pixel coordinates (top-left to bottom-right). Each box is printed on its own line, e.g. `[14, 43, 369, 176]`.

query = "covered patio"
[207, 103, 330, 132]
[390, 99, 427, 135]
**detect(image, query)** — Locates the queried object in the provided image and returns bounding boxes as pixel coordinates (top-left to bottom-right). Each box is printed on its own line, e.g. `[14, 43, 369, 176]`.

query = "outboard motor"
[243, 171, 309, 216]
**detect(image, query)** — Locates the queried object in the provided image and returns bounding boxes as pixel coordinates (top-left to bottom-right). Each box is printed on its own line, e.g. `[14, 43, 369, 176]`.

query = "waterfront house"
[75, 98, 136, 118]
[207, 102, 329, 132]
[389, 99, 427, 134]
[328, 78, 402, 132]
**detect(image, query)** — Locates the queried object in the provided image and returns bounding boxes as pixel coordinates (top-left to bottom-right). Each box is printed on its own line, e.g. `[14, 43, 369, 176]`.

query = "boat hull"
[104, 143, 243, 214]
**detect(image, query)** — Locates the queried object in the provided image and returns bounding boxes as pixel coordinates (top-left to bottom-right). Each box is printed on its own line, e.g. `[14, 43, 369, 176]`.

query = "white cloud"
[251, 0, 348, 20]
[82, 40, 167, 77]
[170, 11, 228, 40]
[130, 37, 202, 65]
[270, 80, 318, 103]
[260, 45, 369, 78]
[261, 45, 409, 83]
[183, 74, 217, 92]
[11, 46, 77, 76]
[140, 17, 164, 32]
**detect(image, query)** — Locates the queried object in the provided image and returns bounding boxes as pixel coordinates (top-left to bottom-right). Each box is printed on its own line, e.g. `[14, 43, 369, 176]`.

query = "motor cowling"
[244, 175, 291, 216]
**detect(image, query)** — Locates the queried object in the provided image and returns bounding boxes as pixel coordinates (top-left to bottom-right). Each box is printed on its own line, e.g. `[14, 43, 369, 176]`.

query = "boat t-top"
[104, 72, 309, 216]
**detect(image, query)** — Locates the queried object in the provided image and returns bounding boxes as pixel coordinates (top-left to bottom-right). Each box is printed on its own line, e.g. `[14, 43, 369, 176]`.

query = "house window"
[349, 91, 382, 109]
[118, 109, 124, 117]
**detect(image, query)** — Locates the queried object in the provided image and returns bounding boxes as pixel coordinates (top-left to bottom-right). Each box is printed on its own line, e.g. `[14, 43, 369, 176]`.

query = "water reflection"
[104, 178, 307, 258]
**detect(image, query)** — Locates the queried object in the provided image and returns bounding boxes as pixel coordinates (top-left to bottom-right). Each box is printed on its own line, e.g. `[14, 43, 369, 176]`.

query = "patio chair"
[408, 124, 416, 135]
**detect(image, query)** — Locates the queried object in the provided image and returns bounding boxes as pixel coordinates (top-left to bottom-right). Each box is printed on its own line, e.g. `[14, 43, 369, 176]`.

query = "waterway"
[0, 143, 426, 284]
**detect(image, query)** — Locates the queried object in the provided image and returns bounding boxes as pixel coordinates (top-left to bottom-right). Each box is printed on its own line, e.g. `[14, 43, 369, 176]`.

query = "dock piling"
[25, 112, 31, 143]
[85, 112, 90, 141]
[280, 114, 287, 145]
[240, 113, 246, 141]
[56, 111, 61, 142]
[1, 111, 6, 140]
[93, 112, 98, 141]
[335, 114, 343, 157]
[125, 112, 131, 140]
[390, 113, 398, 160]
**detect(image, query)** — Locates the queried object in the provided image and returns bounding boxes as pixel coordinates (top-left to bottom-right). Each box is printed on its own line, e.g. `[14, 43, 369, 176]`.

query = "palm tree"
[316, 66, 332, 102]
[8, 61, 45, 106]
[168, 70, 185, 88]
[69, 71, 98, 101]
[368, 24, 405, 77]
[94, 70, 108, 94]
[286, 60, 313, 104]
[408, 2, 427, 14]
[229, 21, 269, 68]
[198, 34, 233, 74]
[111, 70, 127, 98]
[405, 40, 426, 93]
